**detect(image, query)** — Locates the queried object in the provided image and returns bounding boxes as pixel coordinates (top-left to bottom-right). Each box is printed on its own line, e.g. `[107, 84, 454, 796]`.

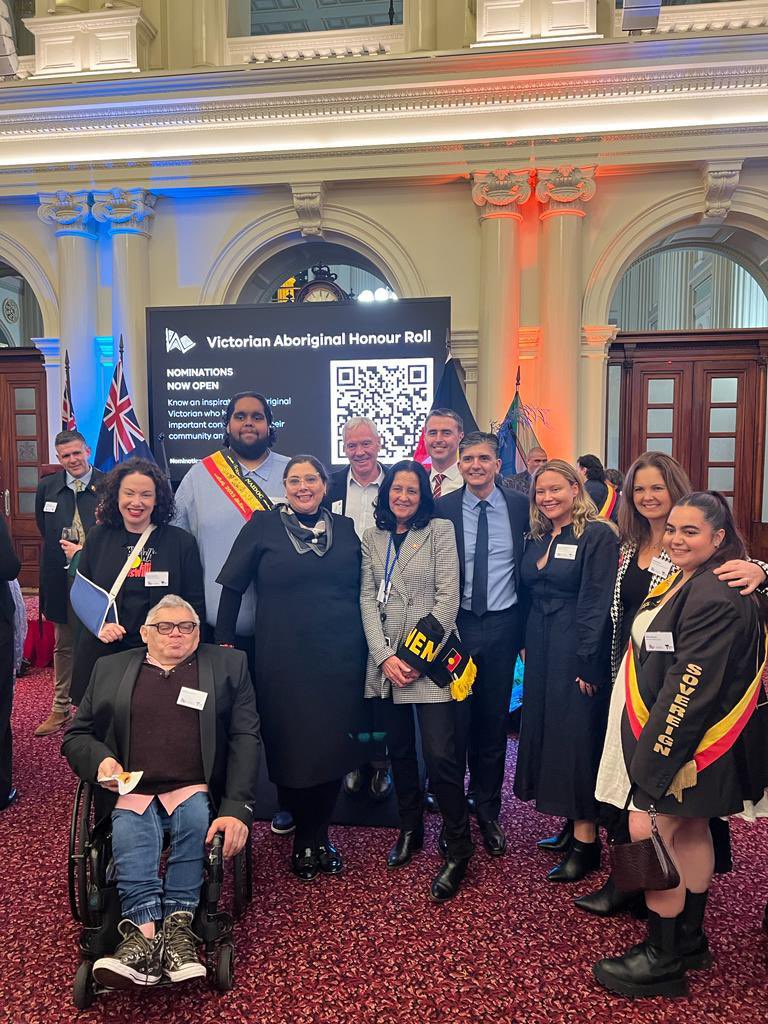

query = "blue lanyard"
[384, 534, 401, 591]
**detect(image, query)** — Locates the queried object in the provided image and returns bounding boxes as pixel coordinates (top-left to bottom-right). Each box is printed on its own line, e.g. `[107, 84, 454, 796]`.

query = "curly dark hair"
[374, 460, 434, 532]
[97, 458, 175, 528]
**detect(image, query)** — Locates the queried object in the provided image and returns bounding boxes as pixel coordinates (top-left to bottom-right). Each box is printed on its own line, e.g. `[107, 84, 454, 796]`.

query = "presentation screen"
[146, 298, 450, 483]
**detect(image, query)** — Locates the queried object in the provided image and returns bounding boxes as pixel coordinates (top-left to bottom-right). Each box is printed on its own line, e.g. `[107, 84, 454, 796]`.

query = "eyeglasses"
[145, 621, 198, 635]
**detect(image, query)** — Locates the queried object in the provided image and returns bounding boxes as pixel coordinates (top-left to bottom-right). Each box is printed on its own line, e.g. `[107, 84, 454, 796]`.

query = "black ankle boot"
[574, 874, 647, 917]
[547, 837, 601, 882]
[537, 819, 573, 853]
[429, 858, 470, 903]
[593, 910, 688, 998]
[678, 890, 712, 971]
[387, 826, 424, 868]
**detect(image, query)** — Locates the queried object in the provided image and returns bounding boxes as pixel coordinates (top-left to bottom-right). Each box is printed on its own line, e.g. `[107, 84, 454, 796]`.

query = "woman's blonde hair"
[529, 459, 610, 540]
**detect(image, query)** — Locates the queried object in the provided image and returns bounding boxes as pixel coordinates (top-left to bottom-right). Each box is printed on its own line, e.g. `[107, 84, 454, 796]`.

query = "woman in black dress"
[593, 493, 768, 998]
[216, 455, 367, 882]
[71, 459, 205, 705]
[513, 459, 618, 882]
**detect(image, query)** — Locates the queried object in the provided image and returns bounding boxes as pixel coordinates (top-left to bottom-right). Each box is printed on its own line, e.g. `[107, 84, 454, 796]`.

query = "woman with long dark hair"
[593, 492, 768, 998]
[360, 460, 473, 902]
[71, 458, 205, 704]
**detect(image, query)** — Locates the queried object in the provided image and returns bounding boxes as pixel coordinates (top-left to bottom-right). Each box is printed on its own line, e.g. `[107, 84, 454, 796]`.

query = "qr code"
[330, 358, 434, 464]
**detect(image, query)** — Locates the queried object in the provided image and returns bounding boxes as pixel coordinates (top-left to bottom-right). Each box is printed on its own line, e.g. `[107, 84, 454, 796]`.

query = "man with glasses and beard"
[174, 392, 292, 835]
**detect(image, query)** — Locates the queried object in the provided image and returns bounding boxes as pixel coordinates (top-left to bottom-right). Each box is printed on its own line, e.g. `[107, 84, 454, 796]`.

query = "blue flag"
[498, 390, 542, 478]
[94, 344, 156, 473]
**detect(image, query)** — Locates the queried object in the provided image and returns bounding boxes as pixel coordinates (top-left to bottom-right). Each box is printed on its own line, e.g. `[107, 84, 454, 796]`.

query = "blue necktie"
[471, 500, 489, 617]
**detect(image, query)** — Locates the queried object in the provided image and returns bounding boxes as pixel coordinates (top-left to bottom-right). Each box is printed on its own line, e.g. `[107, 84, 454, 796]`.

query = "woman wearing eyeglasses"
[216, 455, 367, 881]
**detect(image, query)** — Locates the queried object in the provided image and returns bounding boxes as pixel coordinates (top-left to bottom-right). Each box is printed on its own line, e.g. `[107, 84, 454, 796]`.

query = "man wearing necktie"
[426, 409, 464, 498]
[34, 430, 103, 735]
[435, 432, 529, 855]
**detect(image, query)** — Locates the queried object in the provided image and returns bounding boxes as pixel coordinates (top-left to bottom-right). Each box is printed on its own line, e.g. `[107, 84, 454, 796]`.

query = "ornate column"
[535, 166, 596, 462]
[37, 191, 99, 446]
[93, 188, 157, 434]
[579, 325, 618, 459]
[471, 169, 531, 429]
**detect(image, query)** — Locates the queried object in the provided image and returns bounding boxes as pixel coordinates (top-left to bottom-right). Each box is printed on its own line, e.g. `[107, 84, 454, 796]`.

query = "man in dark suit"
[62, 594, 260, 989]
[436, 431, 528, 855]
[503, 445, 548, 495]
[34, 430, 103, 735]
[0, 515, 21, 810]
[328, 416, 393, 802]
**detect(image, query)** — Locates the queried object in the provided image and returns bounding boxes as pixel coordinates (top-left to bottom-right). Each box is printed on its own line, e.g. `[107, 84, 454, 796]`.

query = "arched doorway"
[605, 226, 768, 555]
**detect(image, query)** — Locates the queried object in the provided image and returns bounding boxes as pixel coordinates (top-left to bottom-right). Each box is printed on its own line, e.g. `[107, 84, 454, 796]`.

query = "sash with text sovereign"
[202, 449, 274, 520]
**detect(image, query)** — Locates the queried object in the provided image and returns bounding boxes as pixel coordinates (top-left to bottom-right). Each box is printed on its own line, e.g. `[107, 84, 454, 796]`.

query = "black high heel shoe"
[537, 819, 573, 853]
[547, 838, 601, 882]
[574, 875, 647, 917]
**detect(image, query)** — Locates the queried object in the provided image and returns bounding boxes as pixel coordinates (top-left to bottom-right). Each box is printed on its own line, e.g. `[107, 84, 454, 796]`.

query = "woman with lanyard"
[573, 451, 767, 917]
[216, 455, 367, 882]
[360, 460, 473, 903]
[593, 492, 768, 998]
[70, 459, 205, 705]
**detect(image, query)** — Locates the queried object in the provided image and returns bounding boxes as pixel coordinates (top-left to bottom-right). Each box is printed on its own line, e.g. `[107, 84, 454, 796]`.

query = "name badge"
[555, 544, 578, 560]
[44, 501, 58, 512]
[177, 686, 207, 711]
[332, 500, 343, 514]
[144, 571, 169, 588]
[649, 556, 671, 579]
[377, 580, 392, 604]
[645, 631, 675, 653]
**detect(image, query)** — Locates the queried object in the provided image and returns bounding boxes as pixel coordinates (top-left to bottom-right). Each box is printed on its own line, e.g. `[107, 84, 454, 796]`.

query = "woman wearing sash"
[593, 492, 768, 999]
[70, 459, 205, 705]
[578, 454, 619, 524]
[216, 456, 367, 882]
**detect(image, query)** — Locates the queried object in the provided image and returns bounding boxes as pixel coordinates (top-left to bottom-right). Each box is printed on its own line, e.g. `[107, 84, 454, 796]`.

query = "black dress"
[71, 524, 205, 704]
[216, 510, 367, 789]
[514, 520, 619, 820]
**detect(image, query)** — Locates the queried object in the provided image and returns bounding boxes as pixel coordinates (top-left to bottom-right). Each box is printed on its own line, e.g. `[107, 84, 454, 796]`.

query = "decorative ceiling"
[250, 0, 402, 36]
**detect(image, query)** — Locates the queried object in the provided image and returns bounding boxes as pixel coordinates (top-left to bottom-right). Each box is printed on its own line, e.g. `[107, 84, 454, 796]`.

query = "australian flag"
[94, 344, 156, 473]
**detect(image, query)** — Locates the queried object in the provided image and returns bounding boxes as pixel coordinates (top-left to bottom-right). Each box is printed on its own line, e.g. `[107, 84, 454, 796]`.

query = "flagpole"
[515, 365, 521, 393]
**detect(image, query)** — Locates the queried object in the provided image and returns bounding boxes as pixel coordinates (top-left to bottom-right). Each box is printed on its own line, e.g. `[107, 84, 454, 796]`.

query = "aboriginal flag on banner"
[61, 350, 77, 432]
[94, 337, 156, 472]
[413, 355, 479, 467]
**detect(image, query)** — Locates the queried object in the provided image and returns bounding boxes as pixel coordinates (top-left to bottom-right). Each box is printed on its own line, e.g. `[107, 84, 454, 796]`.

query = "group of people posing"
[22, 391, 768, 999]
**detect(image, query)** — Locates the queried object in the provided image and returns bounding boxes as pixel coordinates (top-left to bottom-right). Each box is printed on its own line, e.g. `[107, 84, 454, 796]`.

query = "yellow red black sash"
[598, 481, 618, 520]
[201, 449, 274, 520]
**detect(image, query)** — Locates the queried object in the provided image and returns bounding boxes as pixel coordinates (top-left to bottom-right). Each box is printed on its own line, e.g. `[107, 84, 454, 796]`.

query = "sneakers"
[271, 810, 295, 835]
[162, 911, 206, 983]
[93, 919, 163, 989]
[34, 710, 70, 737]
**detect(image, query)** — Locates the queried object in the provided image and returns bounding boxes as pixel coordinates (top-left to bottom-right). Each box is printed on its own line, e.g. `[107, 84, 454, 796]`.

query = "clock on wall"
[296, 264, 349, 303]
[2, 297, 19, 324]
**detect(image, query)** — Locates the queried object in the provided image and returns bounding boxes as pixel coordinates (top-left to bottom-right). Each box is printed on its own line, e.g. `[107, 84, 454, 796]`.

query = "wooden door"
[0, 348, 49, 587]
[609, 330, 768, 559]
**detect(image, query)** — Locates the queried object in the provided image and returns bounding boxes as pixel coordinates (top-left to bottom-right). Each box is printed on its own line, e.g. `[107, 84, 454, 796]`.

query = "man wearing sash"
[174, 392, 291, 834]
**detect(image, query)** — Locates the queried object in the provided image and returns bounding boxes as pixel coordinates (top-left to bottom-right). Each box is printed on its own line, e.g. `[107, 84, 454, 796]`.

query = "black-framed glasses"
[145, 621, 198, 635]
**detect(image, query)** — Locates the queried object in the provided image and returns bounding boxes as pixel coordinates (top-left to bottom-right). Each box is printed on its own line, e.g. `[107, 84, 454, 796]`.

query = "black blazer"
[0, 515, 20, 626]
[61, 644, 261, 827]
[434, 483, 529, 598]
[35, 469, 104, 623]
[325, 464, 388, 515]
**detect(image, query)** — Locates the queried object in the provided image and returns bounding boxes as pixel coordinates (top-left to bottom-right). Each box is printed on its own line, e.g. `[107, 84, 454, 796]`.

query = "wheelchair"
[68, 780, 253, 1010]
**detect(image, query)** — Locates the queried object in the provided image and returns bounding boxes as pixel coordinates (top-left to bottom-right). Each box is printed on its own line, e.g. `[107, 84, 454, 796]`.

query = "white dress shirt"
[430, 461, 462, 496]
[345, 465, 385, 538]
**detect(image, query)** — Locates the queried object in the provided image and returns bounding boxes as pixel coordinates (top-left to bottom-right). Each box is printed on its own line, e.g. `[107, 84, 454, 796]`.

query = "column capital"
[581, 324, 618, 355]
[92, 188, 157, 236]
[290, 182, 326, 237]
[701, 160, 742, 224]
[536, 166, 596, 219]
[37, 191, 96, 239]
[471, 169, 531, 221]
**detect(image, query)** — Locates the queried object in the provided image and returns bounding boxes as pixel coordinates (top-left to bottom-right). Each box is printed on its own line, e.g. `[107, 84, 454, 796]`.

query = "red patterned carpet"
[4, 631, 768, 1022]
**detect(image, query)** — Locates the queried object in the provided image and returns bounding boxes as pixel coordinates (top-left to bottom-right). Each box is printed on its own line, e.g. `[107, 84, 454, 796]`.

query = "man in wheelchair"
[62, 594, 260, 989]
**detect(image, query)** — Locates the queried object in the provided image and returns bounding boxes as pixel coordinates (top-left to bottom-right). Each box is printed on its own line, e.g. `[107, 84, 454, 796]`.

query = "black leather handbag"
[609, 802, 681, 893]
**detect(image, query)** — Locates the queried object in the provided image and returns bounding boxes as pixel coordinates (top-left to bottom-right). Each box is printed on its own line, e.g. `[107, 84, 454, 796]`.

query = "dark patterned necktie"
[432, 473, 446, 499]
[471, 500, 489, 617]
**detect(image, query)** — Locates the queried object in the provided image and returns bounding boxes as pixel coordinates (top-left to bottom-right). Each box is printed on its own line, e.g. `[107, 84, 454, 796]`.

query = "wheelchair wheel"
[68, 780, 95, 925]
[72, 960, 95, 1010]
[232, 830, 252, 919]
[214, 944, 234, 992]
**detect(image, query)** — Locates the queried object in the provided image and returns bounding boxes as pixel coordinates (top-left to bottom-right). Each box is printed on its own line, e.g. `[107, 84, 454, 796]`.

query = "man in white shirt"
[425, 409, 464, 497]
[326, 417, 386, 538]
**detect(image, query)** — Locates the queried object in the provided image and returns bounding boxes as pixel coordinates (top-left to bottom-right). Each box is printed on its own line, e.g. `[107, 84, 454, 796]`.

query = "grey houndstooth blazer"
[360, 518, 460, 704]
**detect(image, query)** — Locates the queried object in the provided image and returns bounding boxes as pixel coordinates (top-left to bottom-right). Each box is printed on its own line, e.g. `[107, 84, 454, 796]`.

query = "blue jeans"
[111, 792, 211, 926]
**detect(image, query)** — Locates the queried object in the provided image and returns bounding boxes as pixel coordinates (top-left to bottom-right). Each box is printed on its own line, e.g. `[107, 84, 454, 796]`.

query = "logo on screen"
[166, 329, 196, 354]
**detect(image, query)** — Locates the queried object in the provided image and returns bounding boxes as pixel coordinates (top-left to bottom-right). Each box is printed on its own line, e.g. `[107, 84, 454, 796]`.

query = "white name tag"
[377, 580, 392, 604]
[332, 500, 343, 514]
[555, 544, 578, 560]
[177, 686, 207, 710]
[649, 556, 671, 579]
[144, 571, 169, 588]
[645, 631, 675, 653]
[44, 501, 57, 512]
